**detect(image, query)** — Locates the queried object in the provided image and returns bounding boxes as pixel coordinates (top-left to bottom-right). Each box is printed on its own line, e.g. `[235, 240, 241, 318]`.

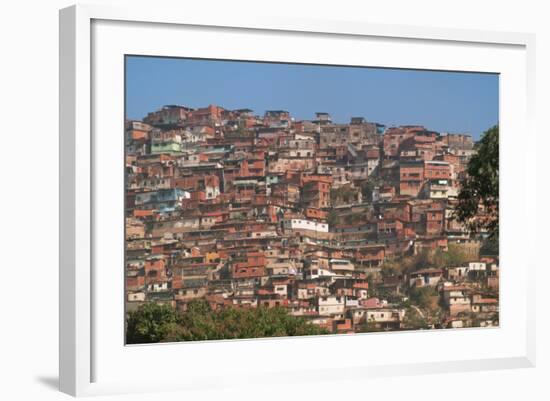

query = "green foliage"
[327, 210, 339, 227]
[402, 307, 430, 330]
[330, 184, 360, 205]
[126, 300, 329, 344]
[356, 317, 384, 333]
[408, 286, 438, 310]
[379, 258, 400, 276]
[360, 180, 375, 202]
[480, 235, 499, 256]
[444, 244, 473, 266]
[413, 249, 435, 270]
[381, 246, 470, 276]
[126, 302, 181, 344]
[455, 125, 499, 238]
[343, 213, 363, 225]
[403, 287, 445, 329]
[429, 246, 471, 269]
[374, 288, 403, 305]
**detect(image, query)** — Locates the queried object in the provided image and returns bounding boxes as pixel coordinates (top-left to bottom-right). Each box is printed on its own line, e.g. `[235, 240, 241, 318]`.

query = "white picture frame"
[59, 4, 536, 397]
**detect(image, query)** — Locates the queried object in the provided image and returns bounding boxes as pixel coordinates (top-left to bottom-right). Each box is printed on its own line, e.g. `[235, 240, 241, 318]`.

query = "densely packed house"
[125, 104, 499, 333]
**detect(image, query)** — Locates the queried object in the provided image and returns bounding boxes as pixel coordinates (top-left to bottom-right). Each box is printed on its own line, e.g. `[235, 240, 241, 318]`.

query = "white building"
[283, 219, 329, 233]
[366, 308, 405, 324]
[469, 262, 487, 271]
[318, 296, 346, 316]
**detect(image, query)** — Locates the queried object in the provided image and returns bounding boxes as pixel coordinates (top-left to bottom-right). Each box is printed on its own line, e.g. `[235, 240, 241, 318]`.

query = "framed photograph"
[59, 4, 536, 396]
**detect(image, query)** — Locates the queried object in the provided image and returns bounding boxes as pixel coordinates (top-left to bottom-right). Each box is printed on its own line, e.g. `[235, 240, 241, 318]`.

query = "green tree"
[409, 286, 438, 310]
[480, 235, 499, 256]
[126, 300, 330, 344]
[327, 210, 339, 228]
[455, 125, 499, 238]
[360, 180, 375, 202]
[126, 302, 181, 344]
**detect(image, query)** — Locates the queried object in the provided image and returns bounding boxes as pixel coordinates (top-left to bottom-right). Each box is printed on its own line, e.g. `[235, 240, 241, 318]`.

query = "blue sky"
[126, 56, 499, 140]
